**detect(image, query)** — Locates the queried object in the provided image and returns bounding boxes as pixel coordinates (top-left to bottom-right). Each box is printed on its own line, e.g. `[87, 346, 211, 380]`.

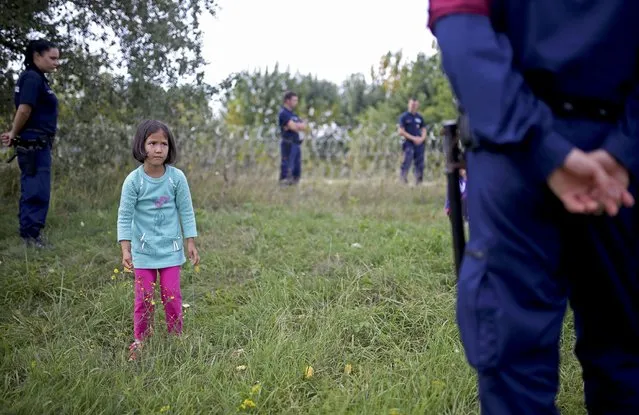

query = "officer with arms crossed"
[278, 91, 307, 185]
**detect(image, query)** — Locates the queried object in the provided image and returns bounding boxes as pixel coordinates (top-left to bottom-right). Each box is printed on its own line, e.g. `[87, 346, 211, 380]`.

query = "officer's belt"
[14, 136, 54, 148]
[281, 137, 299, 143]
[525, 71, 624, 122]
[6, 135, 54, 163]
[539, 93, 623, 123]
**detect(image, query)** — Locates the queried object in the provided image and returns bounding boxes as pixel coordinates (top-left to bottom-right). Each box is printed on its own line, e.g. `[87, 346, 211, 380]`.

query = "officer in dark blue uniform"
[398, 98, 427, 184]
[2, 39, 60, 248]
[429, 1, 639, 413]
[278, 91, 306, 185]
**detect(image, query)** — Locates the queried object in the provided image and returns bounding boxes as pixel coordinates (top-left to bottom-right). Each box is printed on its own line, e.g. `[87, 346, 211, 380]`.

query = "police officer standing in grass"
[1, 39, 60, 248]
[429, 0, 639, 413]
[398, 97, 427, 185]
[278, 91, 307, 185]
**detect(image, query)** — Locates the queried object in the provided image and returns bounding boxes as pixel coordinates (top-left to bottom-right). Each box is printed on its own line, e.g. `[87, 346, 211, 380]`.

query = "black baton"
[443, 120, 466, 280]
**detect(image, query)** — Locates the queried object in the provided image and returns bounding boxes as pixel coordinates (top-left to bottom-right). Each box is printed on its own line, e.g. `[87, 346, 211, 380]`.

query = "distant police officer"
[430, 1, 639, 413]
[278, 91, 306, 185]
[2, 39, 60, 248]
[398, 98, 427, 184]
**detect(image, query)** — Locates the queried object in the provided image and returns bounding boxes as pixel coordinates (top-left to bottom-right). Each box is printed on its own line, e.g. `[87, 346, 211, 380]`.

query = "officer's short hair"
[283, 91, 297, 102]
[132, 119, 178, 165]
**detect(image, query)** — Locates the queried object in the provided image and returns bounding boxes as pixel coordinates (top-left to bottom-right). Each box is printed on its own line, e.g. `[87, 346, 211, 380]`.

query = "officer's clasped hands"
[548, 148, 634, 217]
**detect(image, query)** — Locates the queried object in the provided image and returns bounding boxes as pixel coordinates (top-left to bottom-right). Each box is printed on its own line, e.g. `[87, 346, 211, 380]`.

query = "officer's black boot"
[23, 235, 52, 249]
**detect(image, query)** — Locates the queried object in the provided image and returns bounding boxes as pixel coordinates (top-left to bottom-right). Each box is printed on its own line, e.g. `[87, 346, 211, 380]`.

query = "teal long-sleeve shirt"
[117, 165, 198, 269]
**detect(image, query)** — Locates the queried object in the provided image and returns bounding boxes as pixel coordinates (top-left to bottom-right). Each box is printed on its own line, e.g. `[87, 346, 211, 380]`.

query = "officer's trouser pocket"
[456, 237, 500, 372]
[17, 148, 37, 177]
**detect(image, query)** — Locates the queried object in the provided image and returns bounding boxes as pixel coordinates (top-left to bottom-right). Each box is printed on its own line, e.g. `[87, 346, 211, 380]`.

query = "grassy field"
[0, 171, 586, 414]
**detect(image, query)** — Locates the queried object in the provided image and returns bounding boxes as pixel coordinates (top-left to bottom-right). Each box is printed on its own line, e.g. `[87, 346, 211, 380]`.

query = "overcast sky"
[200, 0, 436, 91]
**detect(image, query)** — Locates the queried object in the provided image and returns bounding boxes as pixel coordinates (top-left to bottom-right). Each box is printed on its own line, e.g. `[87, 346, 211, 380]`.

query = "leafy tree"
[1, 0, 218, 120]
[221, 66, 341, 128]
[358, 49, 456, 129]
[222, 64, 290, 128]
[339, 73, 385, 127]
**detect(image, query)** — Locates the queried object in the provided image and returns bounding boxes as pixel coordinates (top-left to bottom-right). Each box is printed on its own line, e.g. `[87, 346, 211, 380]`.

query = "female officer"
[1, 39, 60, 248]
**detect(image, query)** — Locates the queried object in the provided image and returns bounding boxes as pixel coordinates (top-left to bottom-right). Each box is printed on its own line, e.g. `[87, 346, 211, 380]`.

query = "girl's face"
[144, 131, 169, 166]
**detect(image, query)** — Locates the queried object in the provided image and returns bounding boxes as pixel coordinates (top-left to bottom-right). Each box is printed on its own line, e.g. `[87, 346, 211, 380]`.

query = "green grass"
[0, 172, 585, 414]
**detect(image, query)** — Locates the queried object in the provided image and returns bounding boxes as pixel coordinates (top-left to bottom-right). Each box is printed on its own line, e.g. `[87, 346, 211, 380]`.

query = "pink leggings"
[134, 266, 182, 341]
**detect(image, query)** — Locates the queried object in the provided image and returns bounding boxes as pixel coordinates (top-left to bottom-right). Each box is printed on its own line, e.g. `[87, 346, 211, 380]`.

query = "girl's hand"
[187, 238, 200, 266]
[121, 241, 133, 271]
[122, 251, 133, 271]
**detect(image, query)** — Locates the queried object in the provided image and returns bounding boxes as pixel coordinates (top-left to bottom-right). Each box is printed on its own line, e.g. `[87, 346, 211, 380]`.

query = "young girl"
[117, 119, 200, 360]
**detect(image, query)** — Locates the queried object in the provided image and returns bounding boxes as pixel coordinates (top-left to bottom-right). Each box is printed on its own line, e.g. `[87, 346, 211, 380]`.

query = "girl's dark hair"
[24, 39, 57, 69]
[132, 120, 178, 164]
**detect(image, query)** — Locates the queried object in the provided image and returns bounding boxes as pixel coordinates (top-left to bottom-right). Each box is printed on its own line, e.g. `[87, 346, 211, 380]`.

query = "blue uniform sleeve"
[398, 113, 407, 129]
[279, 111, 292, 128]
[601, 84, 639, 179]
[432, 14, 574, 181]
[175, 169, 198, 239]
[19, 71, 42, 107]
[117, 174, 138, 242]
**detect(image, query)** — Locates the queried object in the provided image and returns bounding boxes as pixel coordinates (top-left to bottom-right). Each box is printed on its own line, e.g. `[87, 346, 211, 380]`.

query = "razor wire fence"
[0, 118, 448, 182]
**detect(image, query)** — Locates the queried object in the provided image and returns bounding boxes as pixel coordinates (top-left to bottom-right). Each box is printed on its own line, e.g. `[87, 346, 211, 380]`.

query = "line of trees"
[221, 49, 457, 131]
[1, 2, 456, 174]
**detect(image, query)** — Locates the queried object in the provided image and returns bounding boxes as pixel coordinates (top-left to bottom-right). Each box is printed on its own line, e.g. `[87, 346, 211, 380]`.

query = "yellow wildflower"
[239, 399, 256, 410]
[113, 268, 119, 274]
[250, 383, 261, 395]
[304, 366, 314, 379]
[151, 300, 156, 306]
[389, 409, 401, 415]
[194, 265, 200, 273]
[31, 360, 36, 369]
[159, 405, 170, 413]
[111, 275, 116, 280]
[344, 364, 352, 375]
